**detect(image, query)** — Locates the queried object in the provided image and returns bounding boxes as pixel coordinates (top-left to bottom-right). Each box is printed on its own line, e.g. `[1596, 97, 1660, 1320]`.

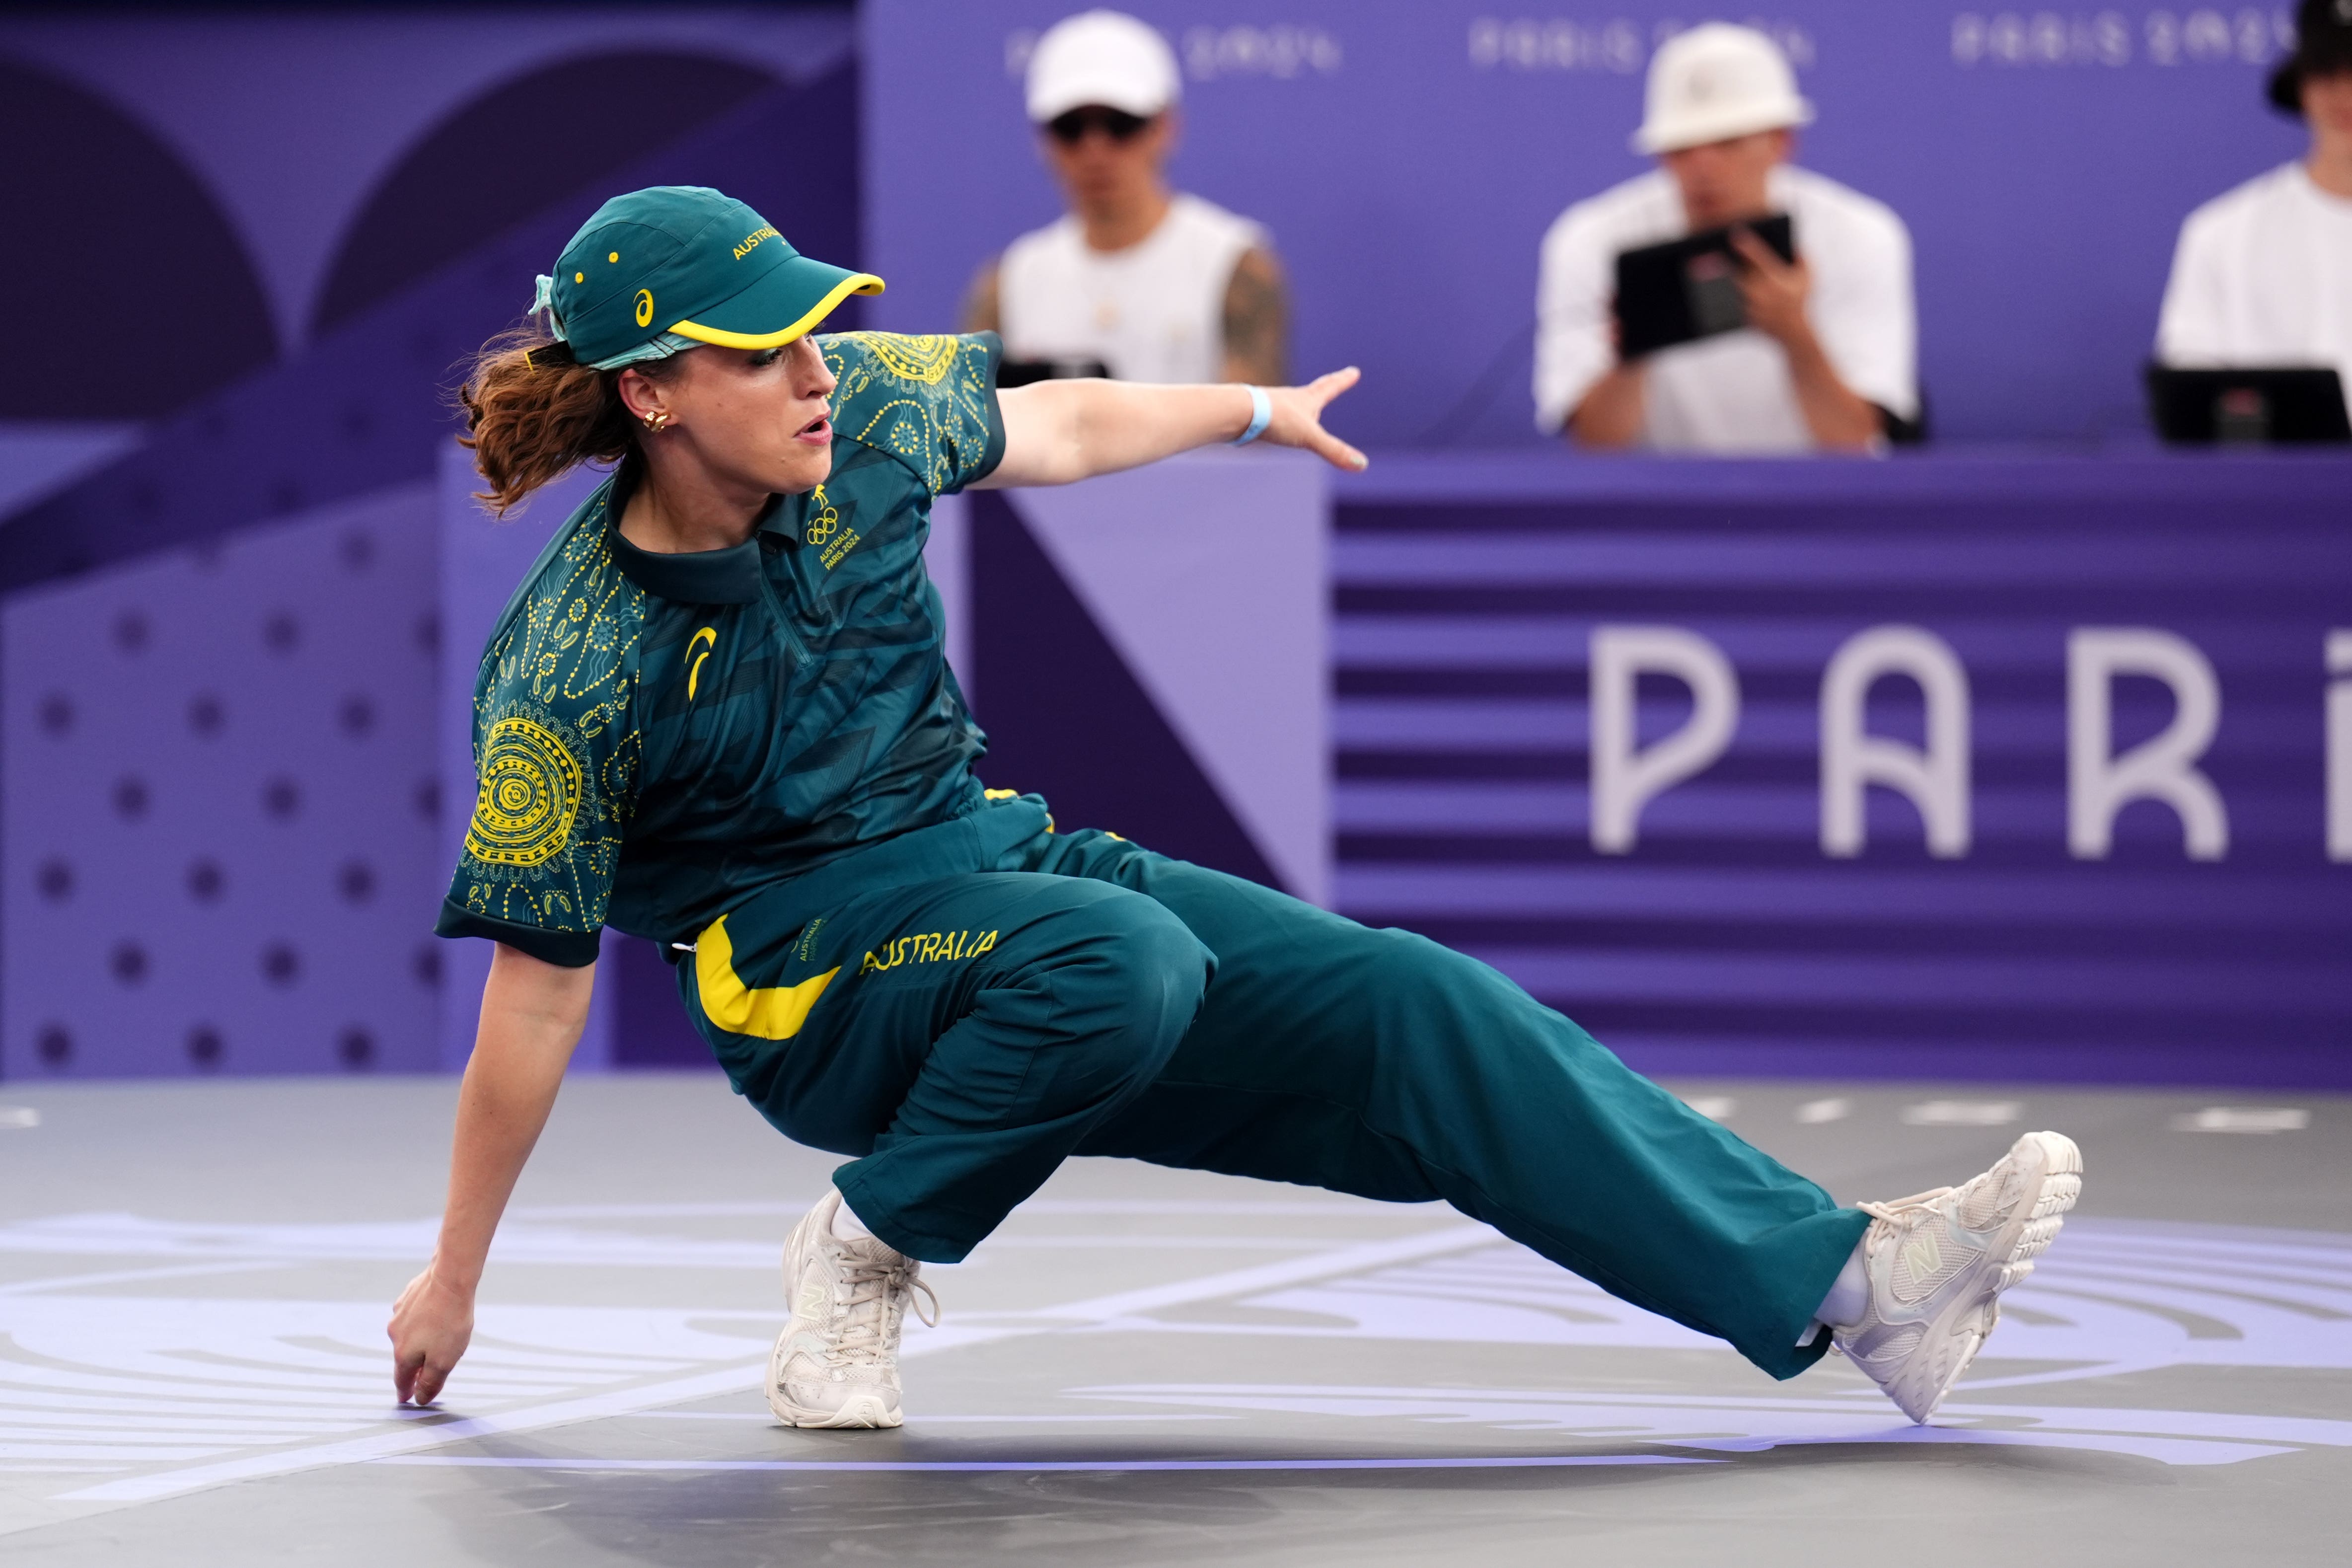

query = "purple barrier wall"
[863, 1, 2309, 447]
[1331, 450, 2352, 1089]
[0, 61, 865, 1079]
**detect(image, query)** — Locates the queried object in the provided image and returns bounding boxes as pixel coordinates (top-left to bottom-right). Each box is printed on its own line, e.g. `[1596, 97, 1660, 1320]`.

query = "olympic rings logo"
[805, 485, 840, 545]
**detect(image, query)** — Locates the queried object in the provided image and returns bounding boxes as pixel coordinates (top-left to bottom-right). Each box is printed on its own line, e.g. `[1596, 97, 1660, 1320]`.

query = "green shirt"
[435, 330, 1007, 968]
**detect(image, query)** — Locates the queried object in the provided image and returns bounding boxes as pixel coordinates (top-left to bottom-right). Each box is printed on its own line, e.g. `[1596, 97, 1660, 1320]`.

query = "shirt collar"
[601, 458, 804, 605]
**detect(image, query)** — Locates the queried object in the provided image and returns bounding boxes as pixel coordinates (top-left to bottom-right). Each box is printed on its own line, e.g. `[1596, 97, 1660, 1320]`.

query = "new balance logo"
[1900, 1230, 1942, 1285]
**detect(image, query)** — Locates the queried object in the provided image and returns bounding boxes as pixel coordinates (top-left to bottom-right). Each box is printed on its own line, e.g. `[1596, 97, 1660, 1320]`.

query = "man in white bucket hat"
[1535, 23, 1918, 453]
[963, 9, 1289, 387]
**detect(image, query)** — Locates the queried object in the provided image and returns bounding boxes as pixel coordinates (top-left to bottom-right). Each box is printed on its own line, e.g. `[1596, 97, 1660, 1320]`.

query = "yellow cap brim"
[668, 270, 885, 350]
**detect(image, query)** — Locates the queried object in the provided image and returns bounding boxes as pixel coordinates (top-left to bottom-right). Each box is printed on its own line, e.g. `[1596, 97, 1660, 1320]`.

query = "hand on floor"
[388, 1265, 475, 1406]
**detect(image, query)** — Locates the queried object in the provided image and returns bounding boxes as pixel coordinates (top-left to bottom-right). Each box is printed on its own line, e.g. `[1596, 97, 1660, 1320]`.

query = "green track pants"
[679, 805, 1866, 1380]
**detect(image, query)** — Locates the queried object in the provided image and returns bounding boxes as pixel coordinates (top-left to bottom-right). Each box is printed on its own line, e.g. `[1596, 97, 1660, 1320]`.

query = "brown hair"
[456, 327, 677, 516]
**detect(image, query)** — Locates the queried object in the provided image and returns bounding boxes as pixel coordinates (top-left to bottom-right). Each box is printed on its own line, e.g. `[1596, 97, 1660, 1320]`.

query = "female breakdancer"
[392, 185, 2079, 1430]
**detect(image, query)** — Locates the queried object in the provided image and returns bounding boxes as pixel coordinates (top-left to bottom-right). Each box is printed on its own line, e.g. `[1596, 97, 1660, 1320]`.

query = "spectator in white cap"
[961, 8, 1288, 385]
[2156, 0, 2352, 400]
[1535, 23, 1919, 453]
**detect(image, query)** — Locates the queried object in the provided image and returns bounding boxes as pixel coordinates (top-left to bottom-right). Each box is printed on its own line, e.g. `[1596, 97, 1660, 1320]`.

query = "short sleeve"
[818, 330, 1006, 496]
[1534, 208, 1617, 435]
[435, 515, 645, 968]
[1808, 201, 1919, 422]
[2156, 201, 2232, 365]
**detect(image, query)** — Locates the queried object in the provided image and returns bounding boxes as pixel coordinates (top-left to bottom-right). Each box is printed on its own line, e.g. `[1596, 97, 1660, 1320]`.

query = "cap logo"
[732, 225, 780, 262]
[634, 290, 655, 328]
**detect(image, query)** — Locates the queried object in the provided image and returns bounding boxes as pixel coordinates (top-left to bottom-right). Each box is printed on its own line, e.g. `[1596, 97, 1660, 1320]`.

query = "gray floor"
[0, 1074, 2344, 1566]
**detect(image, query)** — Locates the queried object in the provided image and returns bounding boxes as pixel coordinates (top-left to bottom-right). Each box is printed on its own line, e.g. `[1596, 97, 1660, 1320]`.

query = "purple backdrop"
[0, 8, 852, 509]
[0, 47, 865, 1080]
[6, 6, 2347, 1093]
[862, 1, 2310, 447]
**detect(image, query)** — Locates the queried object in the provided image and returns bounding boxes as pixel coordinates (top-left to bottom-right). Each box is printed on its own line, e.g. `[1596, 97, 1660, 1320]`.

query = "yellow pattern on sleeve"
[818, 330, 1000, 496]
[457, 499, 645, 934]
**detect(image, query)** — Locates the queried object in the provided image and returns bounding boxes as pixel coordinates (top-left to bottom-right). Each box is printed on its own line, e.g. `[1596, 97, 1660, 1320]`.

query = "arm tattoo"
[1220, 246, 1289, 384]
[959, 260, 1001, 335]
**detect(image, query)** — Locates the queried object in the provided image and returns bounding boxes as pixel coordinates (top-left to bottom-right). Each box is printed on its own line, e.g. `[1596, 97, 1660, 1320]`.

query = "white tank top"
[997, 193, 1265, 384]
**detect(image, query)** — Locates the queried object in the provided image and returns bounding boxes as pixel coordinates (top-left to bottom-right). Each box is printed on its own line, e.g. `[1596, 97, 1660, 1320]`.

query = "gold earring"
[642, 409, 672, 432]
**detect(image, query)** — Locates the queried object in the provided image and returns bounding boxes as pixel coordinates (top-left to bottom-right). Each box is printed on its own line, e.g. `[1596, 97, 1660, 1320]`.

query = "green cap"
[539, 186, 882, 370]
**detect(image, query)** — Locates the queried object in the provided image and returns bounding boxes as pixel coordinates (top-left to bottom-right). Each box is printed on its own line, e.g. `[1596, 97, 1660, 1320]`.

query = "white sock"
[1815, 1241, 1871, 1329]
[828, 1193, 877, 1243]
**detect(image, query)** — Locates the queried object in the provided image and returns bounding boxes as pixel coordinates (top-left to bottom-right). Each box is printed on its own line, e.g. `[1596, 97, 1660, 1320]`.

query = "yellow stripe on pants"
[695, 915, 840, 1040]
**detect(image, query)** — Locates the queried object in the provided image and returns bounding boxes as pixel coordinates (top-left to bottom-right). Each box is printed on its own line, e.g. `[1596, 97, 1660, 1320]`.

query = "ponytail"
[456, 327, 669, 516]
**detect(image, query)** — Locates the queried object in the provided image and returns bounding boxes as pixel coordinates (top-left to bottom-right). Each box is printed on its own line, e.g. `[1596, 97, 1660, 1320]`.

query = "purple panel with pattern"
[0, 64, 863, 1078]
[968, 490, 1283, 889]
[0, 63, 862, 601]
[2, 489, 442, 1077]
[0, 9, 851, 413]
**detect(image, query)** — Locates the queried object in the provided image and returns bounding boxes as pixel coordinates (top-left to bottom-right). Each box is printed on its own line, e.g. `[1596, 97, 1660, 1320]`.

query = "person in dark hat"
[2156, 0, 2352, 396]
[2271, 0, 2352, 113]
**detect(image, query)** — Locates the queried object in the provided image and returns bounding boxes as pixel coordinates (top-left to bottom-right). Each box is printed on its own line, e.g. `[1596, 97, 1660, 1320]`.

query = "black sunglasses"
[1045, 106, 1150, 145]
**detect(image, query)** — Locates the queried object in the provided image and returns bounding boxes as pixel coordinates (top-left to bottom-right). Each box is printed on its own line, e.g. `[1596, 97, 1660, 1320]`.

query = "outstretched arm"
[388, 943, 593, 1405]
[975, 368, 1367, 489]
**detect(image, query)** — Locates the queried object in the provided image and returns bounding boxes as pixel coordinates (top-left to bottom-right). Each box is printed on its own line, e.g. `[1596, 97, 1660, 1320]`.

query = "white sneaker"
[1835, 1129, 2082, 1424]
[768, 1189, 939, 1429]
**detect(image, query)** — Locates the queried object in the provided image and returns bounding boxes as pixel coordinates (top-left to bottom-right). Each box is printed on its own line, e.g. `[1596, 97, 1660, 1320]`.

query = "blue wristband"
[1232, 385, 1273, 447]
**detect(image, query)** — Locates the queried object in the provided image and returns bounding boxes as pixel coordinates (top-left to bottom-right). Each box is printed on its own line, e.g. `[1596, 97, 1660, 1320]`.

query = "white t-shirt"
[2156, 162, 2352, 396]
[998, 193, 1266, 384]
[1533, 166, 1918, 451]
